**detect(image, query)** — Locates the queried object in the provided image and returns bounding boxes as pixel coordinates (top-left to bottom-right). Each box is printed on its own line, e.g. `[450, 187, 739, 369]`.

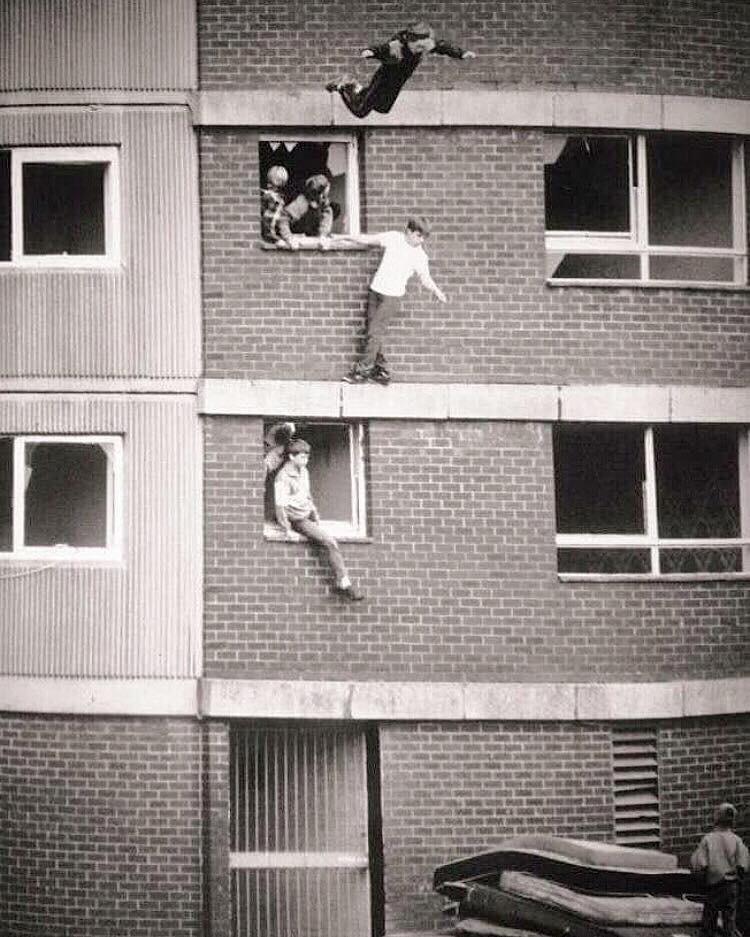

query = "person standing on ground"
[691, 802, 748, 937]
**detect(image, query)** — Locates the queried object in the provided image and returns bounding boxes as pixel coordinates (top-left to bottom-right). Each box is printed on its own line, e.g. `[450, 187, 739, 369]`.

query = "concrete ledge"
[199, 380, 750, 424]
[196, 89, 750, 134]
[559, 384, 671, 422]
[0, 677, 198, 716]
[199, 677, 750, 721]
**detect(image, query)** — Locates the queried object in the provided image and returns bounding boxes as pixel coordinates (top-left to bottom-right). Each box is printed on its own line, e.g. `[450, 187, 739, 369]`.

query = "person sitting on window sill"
[274, 438, 365, 601]
[277, 174, 334, 251]
[260, 165, 290, 246]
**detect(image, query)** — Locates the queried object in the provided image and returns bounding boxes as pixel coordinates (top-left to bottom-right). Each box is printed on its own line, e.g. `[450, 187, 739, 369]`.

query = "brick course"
[198, 0, 750, 100]
[201, 127, 750, 385]
[203, 416, 750, 682]
[0, 715, 203, 937]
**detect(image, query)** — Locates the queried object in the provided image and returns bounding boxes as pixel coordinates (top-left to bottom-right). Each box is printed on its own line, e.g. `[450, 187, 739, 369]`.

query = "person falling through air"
[274, 438, 365, 602]
[325, 21, 476, 118]
[335, 215, 447, 384]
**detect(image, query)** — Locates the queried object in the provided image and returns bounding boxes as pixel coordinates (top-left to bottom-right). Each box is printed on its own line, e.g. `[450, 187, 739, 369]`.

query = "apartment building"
[2, 2, 749, 936]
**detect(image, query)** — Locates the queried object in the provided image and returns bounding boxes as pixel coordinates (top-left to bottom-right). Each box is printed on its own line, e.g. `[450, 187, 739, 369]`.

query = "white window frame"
[1, 434, 123, 561]
[259, 132, 361, 248]
[545, 133, 747, 286]
[264, 421, 367, 541]
[2, 146, 121, 267]
[556, 425, 750, 580]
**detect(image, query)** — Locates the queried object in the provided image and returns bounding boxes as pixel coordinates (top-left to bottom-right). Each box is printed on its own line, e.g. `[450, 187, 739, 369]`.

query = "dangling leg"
[325, 76, 378, 118]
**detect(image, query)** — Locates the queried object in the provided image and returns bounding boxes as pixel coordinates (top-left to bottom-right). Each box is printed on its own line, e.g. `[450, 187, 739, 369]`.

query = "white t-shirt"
[369, 231, 430, 297]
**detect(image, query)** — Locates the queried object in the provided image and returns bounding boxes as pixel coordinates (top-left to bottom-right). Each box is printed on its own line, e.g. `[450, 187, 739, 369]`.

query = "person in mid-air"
[325, 22, 476, 118]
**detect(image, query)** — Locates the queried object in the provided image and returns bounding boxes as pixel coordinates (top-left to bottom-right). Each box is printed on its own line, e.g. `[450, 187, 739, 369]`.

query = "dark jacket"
[364, 32, 467, 113]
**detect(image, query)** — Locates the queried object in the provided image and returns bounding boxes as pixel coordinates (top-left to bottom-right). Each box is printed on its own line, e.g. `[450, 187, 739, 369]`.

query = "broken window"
[554, 424, 749, 577]
[0, 436, 122, 558]
[258, 135, 359, 246]
[545, 132, 746, 285]
[0, 146, 119, 265]
[264, 421, 367, 539]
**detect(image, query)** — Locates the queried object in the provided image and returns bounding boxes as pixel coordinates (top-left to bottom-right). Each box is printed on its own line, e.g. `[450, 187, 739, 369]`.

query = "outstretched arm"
[331, 232, 384, 247]
[418, 266, 447, 302]
[433, 40, 476, 60]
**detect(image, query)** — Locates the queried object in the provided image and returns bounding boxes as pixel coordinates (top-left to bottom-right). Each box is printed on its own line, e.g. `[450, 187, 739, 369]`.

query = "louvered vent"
[612, 726, 661, 848]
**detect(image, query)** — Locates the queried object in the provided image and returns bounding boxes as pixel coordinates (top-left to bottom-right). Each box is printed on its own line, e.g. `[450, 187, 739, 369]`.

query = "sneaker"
[342, 367, 372, 383]
[334, 584, 365, 601]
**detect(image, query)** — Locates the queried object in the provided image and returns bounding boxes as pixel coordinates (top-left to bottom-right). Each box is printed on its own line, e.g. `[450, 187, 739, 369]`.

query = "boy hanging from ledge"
[325, 21, 476, 118]
[335, 215, 447, 384]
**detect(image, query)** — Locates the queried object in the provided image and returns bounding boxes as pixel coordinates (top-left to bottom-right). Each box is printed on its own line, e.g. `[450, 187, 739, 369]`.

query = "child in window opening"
[264, 421, 296, 476]
[260, 165, 289, 245]
[325, 22, 476, 118]
[690, 802, 748, 937]
[274, 438, 365, 601]
[277, 174, 334, 250]
[334, 215, 447, 384]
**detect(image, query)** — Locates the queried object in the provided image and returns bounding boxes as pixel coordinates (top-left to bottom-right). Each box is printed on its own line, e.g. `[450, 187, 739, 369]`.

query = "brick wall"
[200, 127, 750, 385]
[379, 721, 614, 931]
[378, 715, 750, 933]
[0, 714, 203, 937]
[198, 0, 750, 100]
[203, 416, 749, 682]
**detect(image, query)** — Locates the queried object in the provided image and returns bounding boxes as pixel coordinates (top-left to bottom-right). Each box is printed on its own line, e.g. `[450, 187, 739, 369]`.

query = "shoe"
[325, 80, 342, 93]
[342, 367, 372, 383]
[334, 584, 365, 601]
[371, 366, 391, 385]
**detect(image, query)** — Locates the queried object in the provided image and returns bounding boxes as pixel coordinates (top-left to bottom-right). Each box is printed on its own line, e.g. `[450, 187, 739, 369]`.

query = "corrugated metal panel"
[0, 394, 202, 678]
[0, 107, 201, 378]
[612, 727, 661, 848]
[0, 0, 196, 91]
[230, 725, 372, 937]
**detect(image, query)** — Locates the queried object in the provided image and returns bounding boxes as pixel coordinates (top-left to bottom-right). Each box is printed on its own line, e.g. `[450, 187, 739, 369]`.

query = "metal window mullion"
[732, 140, 747, 285]
[644, 427, 660, 574]
[739, 430, 750, 573]
[635, 135, 650, 281]
[10, 151, 23, 262]
[12, 437, 26, 551]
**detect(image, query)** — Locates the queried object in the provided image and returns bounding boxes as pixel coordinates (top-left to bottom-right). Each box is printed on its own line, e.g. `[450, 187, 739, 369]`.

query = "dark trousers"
[292, 517, 348, 585]
[359, 289, 399, 371]
[701, 878, 739, 937]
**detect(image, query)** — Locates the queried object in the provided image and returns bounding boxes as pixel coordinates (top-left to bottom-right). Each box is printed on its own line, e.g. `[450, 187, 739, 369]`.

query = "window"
[0, 435, 122, 559]
[230, 724, 379, 937]
[259, 135, 360, 246]
[545, 133, 746, 285]
[612, 727, 660, 849]
[554, 424, 750, 577]
[0, 146, 120, 266]
[264, 421, 367, 539]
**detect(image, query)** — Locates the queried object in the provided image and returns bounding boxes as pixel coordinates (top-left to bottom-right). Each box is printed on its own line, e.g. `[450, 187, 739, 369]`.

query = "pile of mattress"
[434, 835, 704, 937]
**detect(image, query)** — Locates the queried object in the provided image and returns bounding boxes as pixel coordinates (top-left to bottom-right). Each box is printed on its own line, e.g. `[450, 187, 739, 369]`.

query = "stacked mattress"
[434, 835, 704, 937]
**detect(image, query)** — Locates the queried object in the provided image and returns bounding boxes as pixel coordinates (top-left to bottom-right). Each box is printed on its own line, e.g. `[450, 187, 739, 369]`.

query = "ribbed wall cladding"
[0, 0, 196, 91]
[0, 394, 202, 678]
[0, 107, 201, 378]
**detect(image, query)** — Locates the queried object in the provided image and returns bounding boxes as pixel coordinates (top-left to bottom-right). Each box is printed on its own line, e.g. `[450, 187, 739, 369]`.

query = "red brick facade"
[204, 416, 749, 682]
[198, 0, 750, 100]
[0, 715, 204, 936]
[201, 128, 750, 384]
